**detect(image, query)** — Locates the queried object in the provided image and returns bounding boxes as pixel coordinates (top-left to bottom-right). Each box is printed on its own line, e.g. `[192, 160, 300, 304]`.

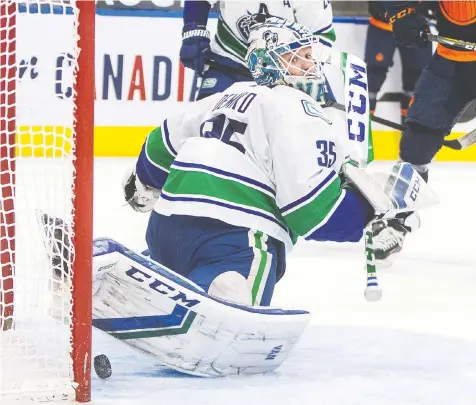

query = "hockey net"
[0, 1, 94, 402]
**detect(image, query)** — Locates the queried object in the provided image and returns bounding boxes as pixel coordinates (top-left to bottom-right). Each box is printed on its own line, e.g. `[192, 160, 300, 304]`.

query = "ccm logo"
[125, 267, 200, 308]
[410, 176, 421, 201]
[347, 63, 368, 143]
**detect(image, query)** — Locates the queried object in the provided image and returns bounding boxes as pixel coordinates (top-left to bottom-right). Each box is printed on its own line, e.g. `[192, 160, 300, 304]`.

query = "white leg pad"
[91, 238, 310, 377]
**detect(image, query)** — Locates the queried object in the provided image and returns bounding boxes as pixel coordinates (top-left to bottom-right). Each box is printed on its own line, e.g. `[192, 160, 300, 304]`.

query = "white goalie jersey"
[136, 81, 373, 251]
[211, 0, 335, 67]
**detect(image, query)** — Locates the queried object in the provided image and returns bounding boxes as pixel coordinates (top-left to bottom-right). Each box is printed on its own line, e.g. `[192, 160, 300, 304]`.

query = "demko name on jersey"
[212, 92, 257, 112]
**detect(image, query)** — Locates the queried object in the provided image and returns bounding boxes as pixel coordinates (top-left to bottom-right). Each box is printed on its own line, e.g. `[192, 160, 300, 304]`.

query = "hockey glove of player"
[389, 8, 430, 48]
[122, 167, 161, 213]
[180, 23, 211, 75]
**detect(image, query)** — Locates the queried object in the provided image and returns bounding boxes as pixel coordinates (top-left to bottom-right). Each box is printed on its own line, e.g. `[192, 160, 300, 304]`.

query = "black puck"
[94, 354, 112, 379]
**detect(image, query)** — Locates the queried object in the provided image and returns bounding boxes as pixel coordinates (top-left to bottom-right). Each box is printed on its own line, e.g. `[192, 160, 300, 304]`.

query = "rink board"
[15, 8, 476, 161]
[92, 127, 476, 161]
[14, 126, 476, 161]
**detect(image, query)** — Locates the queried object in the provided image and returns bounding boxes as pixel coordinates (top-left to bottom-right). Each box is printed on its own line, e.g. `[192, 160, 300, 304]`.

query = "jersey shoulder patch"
[301, 100, 332, 124]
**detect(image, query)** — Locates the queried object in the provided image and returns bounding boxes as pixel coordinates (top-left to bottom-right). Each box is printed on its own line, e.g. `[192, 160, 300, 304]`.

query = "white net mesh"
[1, 1, 84, 401]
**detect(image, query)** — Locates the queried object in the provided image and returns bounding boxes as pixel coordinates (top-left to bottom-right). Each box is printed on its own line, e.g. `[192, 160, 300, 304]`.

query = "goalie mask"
[246, 17, 329, 99]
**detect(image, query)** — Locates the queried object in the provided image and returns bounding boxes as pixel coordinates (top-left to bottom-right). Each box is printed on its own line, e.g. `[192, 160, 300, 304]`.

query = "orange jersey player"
[364, 1, 433, 122]
[437, 1, 476, 60]
[371, 1, 476, 262]
[387, 1, 476, 60]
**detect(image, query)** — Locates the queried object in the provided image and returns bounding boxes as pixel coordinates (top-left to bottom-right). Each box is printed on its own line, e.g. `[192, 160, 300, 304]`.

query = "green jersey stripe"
[250, 231, 270, 305]
[302, 190, 346, 239]
[216, 18, 247, 60]
[145, 126, 175, 173]
[283, 176, 342, 236]
[163, 167, 285, 225]
[215, 36, 246, 63]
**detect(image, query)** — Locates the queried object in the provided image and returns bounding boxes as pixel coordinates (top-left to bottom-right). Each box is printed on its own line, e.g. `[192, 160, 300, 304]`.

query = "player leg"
[460, 59, 476, 111]
[373, 55, 471, 262]
[364, 23, 396, 115]
[188, 230, 282, 306]
[400, 55, 469, 178]
[398, 41, 432, 123]
[145, 211, 284, 306]
[92, 213, 304, 376]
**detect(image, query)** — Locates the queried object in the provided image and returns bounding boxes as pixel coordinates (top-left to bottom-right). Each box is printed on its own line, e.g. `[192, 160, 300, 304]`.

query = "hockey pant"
[364, 23, 432, 117]
[400, 54, 476, 167]
[145, 212, 286, 307]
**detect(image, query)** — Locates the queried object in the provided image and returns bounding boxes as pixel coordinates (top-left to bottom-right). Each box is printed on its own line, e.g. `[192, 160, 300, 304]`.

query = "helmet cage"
[246, 18, 328, 93]
[269, 37, 324, 82]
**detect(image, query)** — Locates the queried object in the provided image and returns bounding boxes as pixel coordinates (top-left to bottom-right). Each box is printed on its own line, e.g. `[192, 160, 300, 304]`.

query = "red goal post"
[0, 1, 94, 402]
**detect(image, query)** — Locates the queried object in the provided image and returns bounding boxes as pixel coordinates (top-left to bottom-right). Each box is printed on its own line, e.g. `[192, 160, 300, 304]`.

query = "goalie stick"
[325, 101, 476, 151]
[364, 225, 381, 302]
[338, 33, 476, 150]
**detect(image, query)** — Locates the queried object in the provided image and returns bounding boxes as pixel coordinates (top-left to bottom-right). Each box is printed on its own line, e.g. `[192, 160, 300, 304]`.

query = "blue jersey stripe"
[281, 171, 336, 214]
[171, 161, 276, 196]
[163, 120, 178, 156]
[160, 192, 287, 231]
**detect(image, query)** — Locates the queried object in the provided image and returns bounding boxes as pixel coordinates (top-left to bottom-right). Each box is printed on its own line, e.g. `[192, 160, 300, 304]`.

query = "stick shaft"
[326, 101, 475, 151]
[427, 34, 476, 51]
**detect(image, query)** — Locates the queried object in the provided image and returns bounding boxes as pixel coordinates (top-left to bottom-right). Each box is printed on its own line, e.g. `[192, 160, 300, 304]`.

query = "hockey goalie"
[40, 17, 438, 377]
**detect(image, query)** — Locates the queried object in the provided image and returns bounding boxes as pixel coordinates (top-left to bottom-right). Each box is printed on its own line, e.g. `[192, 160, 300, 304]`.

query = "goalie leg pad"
[91, 238, 310, 377]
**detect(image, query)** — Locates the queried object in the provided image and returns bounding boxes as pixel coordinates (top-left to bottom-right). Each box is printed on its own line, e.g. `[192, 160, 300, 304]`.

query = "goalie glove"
[341, 161, 439, 218]
[122, 167, 161, 213]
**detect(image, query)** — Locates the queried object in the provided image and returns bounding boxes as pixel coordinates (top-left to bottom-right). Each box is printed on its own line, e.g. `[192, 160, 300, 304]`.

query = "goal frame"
[0, 1, 95, 402]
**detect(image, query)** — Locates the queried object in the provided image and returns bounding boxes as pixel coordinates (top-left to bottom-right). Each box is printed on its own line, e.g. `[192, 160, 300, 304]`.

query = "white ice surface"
[90, 160, 476, 405]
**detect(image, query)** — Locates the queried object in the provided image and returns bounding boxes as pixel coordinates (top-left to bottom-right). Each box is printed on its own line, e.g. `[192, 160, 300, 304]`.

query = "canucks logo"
[237, 14, 255, 41]
[237, 12, 270, 41]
